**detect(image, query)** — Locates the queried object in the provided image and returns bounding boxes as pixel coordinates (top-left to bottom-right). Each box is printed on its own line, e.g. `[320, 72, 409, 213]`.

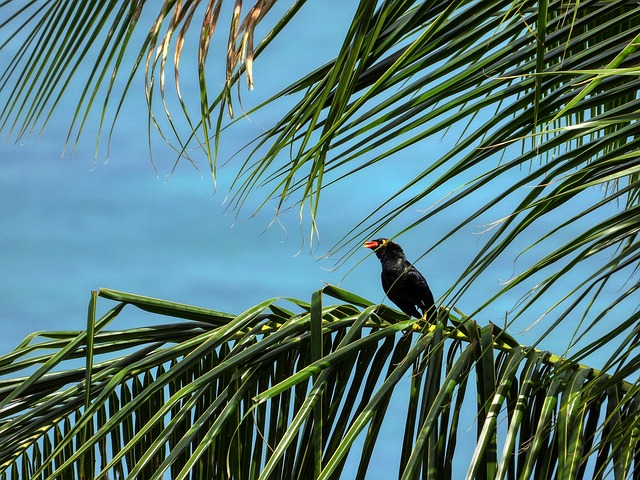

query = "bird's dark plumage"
[364, 238, 435, 320]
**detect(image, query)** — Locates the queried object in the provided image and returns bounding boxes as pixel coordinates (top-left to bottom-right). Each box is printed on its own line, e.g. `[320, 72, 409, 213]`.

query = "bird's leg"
[412, 319, 423, 332]
[402, 324, 416, 339]
[413, 307, 434, 332]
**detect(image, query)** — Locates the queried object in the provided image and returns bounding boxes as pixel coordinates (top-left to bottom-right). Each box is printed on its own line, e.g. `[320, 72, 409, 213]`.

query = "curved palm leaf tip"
[363, 238, 435, 321]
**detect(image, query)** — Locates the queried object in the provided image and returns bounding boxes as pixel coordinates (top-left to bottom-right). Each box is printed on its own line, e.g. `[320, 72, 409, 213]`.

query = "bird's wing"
[381, 271, 394, 296]
[405, 267, 435, 312]
[382, 268, 423, 318]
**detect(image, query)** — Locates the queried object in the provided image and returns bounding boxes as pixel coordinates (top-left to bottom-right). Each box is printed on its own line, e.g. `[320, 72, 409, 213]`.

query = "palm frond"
[0, 288, 637, 479]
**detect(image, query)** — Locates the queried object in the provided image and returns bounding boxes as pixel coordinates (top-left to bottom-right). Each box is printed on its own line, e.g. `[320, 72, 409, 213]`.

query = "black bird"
[364, 238, 435, 320]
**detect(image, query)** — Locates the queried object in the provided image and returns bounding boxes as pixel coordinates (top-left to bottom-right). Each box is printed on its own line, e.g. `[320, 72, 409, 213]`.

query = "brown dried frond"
[225, 0, 276, 115]
[143, 1, 274, 122]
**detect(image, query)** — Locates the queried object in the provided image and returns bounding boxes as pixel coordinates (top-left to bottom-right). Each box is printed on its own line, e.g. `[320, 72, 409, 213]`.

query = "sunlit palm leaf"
[0, 288, 637, 479]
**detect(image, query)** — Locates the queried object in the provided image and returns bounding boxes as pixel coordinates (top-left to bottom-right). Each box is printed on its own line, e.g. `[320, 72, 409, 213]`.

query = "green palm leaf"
[0, 288, 637, 478]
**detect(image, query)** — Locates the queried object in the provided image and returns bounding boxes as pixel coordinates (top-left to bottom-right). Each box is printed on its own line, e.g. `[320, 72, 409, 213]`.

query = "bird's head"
[363, 238, 404, 259]
[363, 238, 390, 250]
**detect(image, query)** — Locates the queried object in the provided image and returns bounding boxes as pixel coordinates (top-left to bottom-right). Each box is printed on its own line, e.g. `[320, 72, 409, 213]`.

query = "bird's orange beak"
[363, 240, 379, 249]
